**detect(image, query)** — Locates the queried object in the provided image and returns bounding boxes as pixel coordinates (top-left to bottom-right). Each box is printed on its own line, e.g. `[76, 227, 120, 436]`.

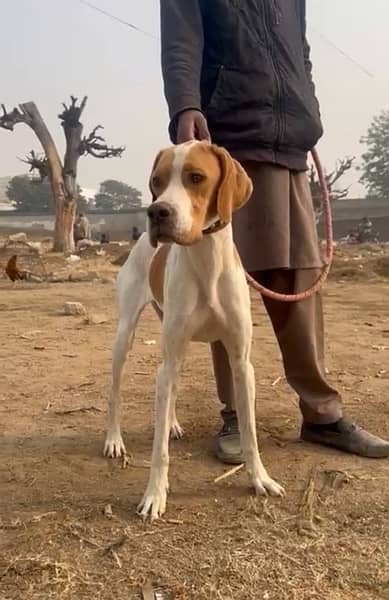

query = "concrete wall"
[318, 197, 389, 241]
[330, 197, 389, 221]
[0, 209, 148, 241]
[318, 216, 389, 242]
[2, 197, 389, 241]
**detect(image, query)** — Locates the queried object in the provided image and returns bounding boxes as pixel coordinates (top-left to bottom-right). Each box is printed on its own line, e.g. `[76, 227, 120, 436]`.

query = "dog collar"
[202, 220, 228, 235]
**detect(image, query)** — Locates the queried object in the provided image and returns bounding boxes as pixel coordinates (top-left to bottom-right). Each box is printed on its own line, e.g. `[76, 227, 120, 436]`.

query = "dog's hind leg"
[104, 235, 154, 458]
[169, 381, 184, 439]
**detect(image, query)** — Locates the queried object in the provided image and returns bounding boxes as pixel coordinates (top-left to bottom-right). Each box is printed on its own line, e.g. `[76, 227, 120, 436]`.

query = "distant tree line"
[5, 176, 143, 213]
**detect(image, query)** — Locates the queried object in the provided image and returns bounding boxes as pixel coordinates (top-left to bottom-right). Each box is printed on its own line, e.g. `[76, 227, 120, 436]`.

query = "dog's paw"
[253, 476, 285, 498]
[104, 431, 126, 458]
[137, 482, 169, 521]
[170, 419, 184, 440]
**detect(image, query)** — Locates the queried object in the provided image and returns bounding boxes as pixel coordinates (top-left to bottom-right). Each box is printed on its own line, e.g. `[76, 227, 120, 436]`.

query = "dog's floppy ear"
[211, 144, 253, 223]
[149, 150, 163, 203]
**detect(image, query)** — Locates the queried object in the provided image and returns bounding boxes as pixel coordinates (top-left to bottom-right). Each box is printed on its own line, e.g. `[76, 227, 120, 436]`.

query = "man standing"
[74, 212, 91, 245]
[160, 0, 389, 461]
[132, 225, 141, 242]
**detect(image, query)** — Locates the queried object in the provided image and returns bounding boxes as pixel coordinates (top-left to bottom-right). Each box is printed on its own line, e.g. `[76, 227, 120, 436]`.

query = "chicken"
[5, 255, 28, 283]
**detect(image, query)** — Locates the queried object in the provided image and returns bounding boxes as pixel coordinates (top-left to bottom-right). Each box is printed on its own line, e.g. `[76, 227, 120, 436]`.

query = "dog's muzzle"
[147, 202, 178, 247]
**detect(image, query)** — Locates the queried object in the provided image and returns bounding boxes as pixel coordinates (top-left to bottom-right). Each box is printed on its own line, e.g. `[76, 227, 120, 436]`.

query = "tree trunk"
[20, 102, 75, 252]
[50, 176, 76, 253]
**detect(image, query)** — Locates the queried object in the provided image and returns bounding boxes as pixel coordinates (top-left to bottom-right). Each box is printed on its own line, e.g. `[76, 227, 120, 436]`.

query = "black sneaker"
[301, 418, 389, 458]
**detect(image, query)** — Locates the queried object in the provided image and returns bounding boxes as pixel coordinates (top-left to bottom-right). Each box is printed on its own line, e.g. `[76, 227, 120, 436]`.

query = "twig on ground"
[297, 468, 319, 535]
[66, 525, 102, 549]
[214, 464, 244, 484]
[54, 406, 102, 415]
[166, 518, 184, 525]
[102, 533, 128, 556]
[31, 511, 57, 522]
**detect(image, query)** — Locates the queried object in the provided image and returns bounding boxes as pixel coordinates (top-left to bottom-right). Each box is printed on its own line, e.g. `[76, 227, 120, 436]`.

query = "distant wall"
[0, 209, 147, 241]
[2, 197, 389, 241]
[318, 216, 389, 242]
[318, 197, 389, 241]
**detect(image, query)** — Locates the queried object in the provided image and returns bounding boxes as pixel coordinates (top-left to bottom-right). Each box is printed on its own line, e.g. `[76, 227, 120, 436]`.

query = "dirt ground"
[1, 244, 389, 599]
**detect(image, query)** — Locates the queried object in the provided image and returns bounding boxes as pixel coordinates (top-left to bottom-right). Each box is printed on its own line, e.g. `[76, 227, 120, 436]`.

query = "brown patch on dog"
[184, 143, 253, 236]
[149, 148, 175, 202]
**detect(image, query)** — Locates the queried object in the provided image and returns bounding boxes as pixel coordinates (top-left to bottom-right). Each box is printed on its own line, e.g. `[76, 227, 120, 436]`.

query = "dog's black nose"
[147, 202, 172, 224]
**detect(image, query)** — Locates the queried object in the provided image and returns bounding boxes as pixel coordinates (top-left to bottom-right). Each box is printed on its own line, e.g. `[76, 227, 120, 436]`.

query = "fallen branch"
[54, 406, 102, 415]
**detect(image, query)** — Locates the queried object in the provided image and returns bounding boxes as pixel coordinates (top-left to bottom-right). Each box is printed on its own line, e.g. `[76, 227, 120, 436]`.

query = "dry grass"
[1, 242, 389, 598]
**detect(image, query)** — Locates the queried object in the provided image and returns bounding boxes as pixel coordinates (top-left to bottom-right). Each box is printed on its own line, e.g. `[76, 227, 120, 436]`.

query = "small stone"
[66, 254, 81, 263]
[103, 504, 113, 519]
[8, 232, 28, 243]
[63, 302, 87, 316]
[83, 313, 109, 325]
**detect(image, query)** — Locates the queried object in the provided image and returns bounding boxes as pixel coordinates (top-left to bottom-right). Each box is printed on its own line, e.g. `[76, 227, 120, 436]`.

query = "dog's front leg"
[228, 349, 285, 498]
[138, 349, 184, 520]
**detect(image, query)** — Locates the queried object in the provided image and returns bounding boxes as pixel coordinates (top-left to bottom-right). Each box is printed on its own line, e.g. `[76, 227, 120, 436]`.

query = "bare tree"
[0, 97, 124, 252]
[309, 156, 355, 223]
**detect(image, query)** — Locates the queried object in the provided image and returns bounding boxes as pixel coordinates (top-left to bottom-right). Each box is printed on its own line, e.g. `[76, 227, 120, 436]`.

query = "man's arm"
[303, 36, 316, 95]
[160, 0, 209, 142]
[160, 0, 204, 123]
[298, 1, 315, 92]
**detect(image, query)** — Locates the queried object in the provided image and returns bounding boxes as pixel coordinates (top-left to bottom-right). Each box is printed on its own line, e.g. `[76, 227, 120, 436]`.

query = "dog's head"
[147, 141, 253, 247]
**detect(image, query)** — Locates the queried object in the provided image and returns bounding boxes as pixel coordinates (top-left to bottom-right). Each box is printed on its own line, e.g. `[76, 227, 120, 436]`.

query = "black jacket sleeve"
[160, 0, 204, 137]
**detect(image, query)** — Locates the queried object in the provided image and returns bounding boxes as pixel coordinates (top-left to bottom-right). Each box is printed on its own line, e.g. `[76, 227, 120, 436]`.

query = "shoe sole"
[301, 434, 389, 459]
[215, 447, 245, 466]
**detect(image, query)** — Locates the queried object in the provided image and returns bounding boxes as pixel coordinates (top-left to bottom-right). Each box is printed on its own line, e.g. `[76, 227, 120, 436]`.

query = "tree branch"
[58, 95, 88, 128]
[19, 150, 49, 182]
[327, 157, 355, 188]
[0, 103, 30, 131]
[79, 125, 125, 159]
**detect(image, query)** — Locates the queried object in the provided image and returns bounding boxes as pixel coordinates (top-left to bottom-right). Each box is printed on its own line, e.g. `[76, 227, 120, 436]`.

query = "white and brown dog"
[104, 141, 285, 519]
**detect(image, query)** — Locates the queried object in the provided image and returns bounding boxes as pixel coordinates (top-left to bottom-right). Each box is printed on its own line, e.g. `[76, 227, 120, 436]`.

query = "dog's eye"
[190, 172, 205, 184]
[152, 175, 161, 188]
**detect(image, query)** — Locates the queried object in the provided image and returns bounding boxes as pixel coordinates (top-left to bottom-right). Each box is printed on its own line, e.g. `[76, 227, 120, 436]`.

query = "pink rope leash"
[245, 147, 334, 302]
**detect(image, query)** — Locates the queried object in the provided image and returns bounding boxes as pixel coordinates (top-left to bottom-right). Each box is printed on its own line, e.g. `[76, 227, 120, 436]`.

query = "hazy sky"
[1, 0, 388, 200]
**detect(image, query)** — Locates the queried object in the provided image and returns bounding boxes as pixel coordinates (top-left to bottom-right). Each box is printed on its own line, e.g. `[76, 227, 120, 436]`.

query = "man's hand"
[176, 110, 211, 143]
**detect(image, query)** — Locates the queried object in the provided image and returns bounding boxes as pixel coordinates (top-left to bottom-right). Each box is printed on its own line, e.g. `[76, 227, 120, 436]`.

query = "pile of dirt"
[329, 243, 389, 282]
[373, 255, 389, 278]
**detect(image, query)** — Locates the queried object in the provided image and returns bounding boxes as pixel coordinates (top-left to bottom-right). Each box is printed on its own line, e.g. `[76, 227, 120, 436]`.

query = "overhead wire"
[78, 0, 158, 40]
[78, 0, 374, 79]
[310, 26, 374, 79]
